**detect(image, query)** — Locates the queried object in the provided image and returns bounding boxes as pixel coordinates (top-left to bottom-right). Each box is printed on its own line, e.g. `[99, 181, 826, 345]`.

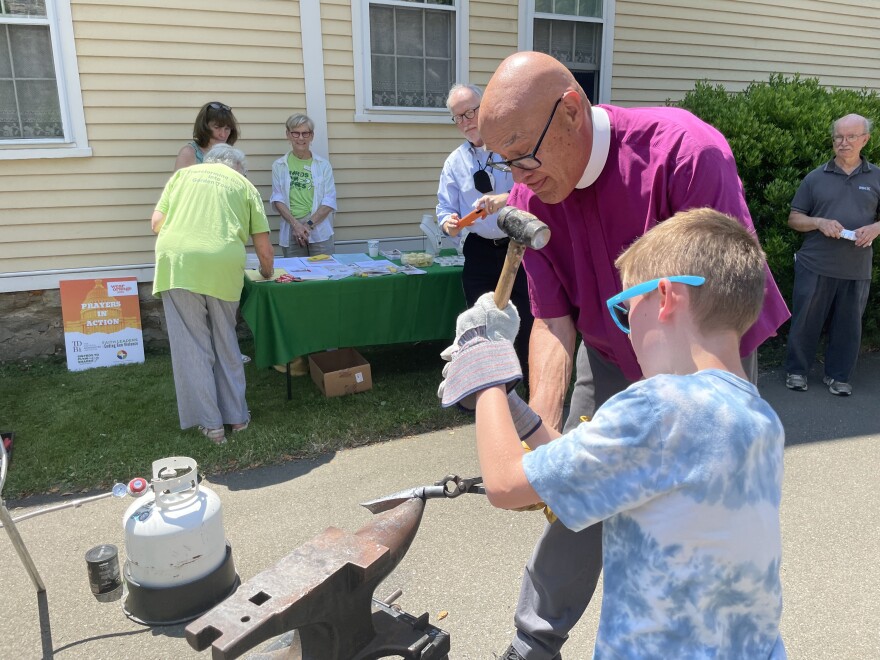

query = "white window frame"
[0, 0, 90, 160]
[351, 0, 469, 124]
[518, 0, 615, 104]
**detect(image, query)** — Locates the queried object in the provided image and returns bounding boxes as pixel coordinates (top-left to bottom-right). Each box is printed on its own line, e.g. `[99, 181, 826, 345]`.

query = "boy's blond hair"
[614, 208, 766, 336]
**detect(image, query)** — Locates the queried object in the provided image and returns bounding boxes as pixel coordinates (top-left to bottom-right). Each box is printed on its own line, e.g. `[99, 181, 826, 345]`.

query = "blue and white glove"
[438, 292, 522, 410]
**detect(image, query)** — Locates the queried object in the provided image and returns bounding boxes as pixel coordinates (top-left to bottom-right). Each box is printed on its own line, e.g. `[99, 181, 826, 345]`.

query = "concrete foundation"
[0, 284, 249, 363]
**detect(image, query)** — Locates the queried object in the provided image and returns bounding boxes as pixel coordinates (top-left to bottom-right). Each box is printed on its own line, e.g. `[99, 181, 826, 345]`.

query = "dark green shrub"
[674, 75, 880, 347]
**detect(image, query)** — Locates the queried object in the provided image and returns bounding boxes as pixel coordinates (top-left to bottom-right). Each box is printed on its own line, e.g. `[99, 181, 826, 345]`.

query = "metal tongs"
[360, 474, 485, 514]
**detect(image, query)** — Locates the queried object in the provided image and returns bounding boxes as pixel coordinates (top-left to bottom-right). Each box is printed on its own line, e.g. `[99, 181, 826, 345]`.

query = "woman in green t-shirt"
[270, 113, 338, 257]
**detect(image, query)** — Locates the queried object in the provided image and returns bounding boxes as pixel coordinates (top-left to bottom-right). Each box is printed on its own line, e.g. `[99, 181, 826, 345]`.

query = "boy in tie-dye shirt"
[441, 208, 785, 658]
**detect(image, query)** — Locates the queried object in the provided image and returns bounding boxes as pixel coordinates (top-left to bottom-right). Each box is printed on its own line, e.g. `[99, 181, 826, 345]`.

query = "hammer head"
[497, 206, 551, 250]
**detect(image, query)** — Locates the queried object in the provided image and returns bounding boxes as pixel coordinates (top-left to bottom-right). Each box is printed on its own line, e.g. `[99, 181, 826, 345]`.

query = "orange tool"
[457, 206, 487, 229]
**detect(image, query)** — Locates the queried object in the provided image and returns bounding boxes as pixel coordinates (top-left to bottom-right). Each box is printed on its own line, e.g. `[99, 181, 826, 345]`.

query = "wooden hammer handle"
[494, 241, 527, 309]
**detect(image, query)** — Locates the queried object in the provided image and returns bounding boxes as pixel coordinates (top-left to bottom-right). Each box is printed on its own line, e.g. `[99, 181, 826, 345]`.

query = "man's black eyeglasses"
[208, 102, 232, 112]
[452, 106, 479, 124]
[486, 96, 564, 173]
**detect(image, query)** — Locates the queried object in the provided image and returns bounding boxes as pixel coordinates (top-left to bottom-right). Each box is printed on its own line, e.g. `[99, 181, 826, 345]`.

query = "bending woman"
[152, 145, 274, 444]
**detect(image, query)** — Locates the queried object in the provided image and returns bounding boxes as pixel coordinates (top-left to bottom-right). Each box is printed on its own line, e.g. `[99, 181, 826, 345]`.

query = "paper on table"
[286, 268, 331, 280]
[245, 268, 287, 282]
[354, 259, 396, 270]
[333, 253, 372, 265]
[275, 257, 313, 271]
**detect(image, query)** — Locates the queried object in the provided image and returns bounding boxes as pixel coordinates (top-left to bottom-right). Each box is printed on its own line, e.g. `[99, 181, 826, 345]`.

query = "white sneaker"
[823, 377, 852, 396]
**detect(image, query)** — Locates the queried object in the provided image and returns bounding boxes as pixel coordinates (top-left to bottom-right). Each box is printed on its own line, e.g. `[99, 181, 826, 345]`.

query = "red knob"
[127, 477, 148, 496]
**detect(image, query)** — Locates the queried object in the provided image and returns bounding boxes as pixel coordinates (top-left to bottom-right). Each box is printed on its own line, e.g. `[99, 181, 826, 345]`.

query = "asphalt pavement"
[1, 355, 878, 659]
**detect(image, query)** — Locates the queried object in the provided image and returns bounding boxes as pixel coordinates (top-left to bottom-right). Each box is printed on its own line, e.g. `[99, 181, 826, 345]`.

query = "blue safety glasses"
[606, 275, 706, 334]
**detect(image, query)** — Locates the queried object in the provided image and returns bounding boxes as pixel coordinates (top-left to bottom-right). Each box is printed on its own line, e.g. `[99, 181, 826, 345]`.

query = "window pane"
[369, 3, 453, 109]
[425, 10, 450, 58]
[426, 0, 454, 5]
[397, 56, 424, 106]
[533, 19, 550, 53]
[0, 24, 62, 141]
[0, 80, 21, 138]
[371, 53, 396, 106]
[535, 0, 552, 12]
[535, 19, 600, 70]
[425, 58, 449, 107]
[10, 24, 56, 77]
[555, 0, 577, 16]
[578, 0, 602, 18]
[0, 26, 11, 77]
[575, 21, 600, 66]
[370, 5, 394, 55]
[1, 0, 47, 17]
[17, 79, 62, 137]
[396, 7, 424, 57]
[550, 21, 573, 62]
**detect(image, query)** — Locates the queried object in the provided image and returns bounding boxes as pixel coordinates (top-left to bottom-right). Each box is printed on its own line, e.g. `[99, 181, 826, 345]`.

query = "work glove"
[438, 292, 522, 409]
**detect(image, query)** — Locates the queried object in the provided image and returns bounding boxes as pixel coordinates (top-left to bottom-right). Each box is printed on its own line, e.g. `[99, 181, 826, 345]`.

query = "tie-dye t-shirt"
[523, 370, 786, 659]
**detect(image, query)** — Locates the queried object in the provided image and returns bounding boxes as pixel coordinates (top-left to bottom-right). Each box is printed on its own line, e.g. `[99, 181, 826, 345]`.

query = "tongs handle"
[435, 474, 485, 498]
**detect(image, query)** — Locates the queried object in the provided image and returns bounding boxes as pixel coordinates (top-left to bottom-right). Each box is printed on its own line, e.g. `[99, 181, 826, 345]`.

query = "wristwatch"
[306, 219, 314, 227]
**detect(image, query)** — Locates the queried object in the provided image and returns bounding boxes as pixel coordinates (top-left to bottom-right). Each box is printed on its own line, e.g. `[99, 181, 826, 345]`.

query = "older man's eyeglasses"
[606, 276, 706, 334]
[832, 133, 867, 143]
[486, 96, 564, 173]
[288, 130, 314, 138]
[208, 102, 232, 112]
[452, 106, 479, 124]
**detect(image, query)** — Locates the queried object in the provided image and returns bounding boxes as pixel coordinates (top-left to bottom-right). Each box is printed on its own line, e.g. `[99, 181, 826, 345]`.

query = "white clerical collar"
[575, 106, 610, 189]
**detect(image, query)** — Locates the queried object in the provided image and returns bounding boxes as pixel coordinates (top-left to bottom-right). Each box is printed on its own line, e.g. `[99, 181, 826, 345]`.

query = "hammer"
[494, 206, 551, 308]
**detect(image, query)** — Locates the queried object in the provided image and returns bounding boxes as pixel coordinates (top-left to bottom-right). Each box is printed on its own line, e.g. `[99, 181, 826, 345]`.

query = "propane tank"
[122, 456, 238, 625]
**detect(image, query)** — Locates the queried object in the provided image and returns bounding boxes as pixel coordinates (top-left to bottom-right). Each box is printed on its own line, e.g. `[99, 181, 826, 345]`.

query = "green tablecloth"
[240, 259, 466, 368]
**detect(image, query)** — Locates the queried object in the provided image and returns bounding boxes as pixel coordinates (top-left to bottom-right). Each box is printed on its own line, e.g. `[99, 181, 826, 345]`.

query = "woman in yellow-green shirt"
[152, 145, 274, 444]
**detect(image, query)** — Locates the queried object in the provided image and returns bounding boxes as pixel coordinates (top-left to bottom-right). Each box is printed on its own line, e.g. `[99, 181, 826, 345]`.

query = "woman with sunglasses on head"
[437, 83, 533, 387]
[269, 113, 337, 257]
[173, 102, 240, 172]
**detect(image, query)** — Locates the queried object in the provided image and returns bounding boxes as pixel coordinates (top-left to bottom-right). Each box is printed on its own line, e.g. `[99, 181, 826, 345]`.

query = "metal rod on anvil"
[360, 475, 485, 514]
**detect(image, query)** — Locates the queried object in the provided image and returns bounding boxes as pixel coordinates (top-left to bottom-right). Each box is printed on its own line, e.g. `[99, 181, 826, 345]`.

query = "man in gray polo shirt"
[785, 113, 880, 395]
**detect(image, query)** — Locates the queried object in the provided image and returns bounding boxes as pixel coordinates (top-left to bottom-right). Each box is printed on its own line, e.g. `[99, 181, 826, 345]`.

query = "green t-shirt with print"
[287, 153, 314, 218]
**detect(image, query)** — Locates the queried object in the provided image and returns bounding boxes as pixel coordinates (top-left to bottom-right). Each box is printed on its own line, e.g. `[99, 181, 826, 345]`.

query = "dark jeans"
[784, 259, 870, 382]
[461, 233, 534, 385]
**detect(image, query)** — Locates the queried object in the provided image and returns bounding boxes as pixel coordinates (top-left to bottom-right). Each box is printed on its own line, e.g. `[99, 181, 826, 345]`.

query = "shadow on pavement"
[208, 451, 336, 492]
[760, 352, 880, 446]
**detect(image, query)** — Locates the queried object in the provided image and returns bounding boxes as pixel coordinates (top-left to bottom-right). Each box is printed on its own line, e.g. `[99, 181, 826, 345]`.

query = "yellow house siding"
[320, 0, 520, 241]
[0, 0, 305, 275]
[612, 0, 880, 106]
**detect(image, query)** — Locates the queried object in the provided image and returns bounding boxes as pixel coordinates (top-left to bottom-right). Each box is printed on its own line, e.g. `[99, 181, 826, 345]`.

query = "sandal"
[230, 421, 249, 433]
[199, 426, 227, 445]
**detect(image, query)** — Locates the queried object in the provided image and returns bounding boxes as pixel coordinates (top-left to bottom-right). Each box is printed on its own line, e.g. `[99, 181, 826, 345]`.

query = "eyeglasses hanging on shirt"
[472, 149, 495, 194]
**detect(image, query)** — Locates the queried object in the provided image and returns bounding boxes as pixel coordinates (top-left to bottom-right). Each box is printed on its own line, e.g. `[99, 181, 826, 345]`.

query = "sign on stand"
[60, 277, 145, 371]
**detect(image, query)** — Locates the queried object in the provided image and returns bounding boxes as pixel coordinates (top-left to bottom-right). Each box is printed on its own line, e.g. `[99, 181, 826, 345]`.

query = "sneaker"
[823, 376, 852, 396]
[498, 646, 526, 660]
[497, 645, 561, 660]
[785, 374, 808, 391]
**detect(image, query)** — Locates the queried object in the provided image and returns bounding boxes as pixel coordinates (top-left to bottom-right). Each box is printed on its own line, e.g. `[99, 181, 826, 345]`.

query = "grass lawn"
[1, 335, 793, 500]
[0, 339, 469, 499]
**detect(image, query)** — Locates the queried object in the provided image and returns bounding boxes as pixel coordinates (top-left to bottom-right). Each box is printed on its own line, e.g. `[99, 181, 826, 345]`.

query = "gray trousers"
[784, 259, 870, 382]
[281, 237, 334, 258]
[512, 342, 759, 659]
[162, 288, 249, 430]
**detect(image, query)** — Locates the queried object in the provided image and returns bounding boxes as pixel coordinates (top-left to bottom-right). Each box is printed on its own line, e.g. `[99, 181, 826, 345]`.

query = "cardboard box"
[308, 348, 372, 397]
